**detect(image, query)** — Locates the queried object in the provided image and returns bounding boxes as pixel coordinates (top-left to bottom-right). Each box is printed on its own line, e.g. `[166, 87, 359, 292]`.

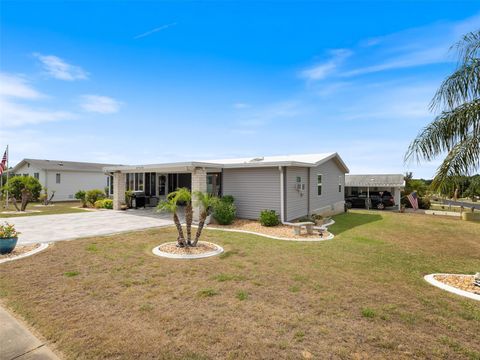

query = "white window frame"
[56, 173, 61, 184]
[338, 176, 342, 193]
[317, 174, 322, 196]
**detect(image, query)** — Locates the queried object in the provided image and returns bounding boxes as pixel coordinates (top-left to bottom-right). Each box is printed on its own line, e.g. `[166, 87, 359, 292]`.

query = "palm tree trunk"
[192, 210, 207, 246]
[173, 212, 185, 247]
[185, 202, 193, 245]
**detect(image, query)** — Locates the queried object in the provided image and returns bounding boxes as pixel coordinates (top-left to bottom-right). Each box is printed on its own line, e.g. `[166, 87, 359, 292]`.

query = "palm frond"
[406, 99, 480, 163]
[431, 130, 480, 191]
[453, 30, 480, 63]
[430, 60, 480, 111]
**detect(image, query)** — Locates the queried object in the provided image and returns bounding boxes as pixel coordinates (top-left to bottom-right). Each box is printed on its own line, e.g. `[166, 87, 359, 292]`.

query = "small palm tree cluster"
[157, 188, 216, 247]
[406, 30, 480, 193]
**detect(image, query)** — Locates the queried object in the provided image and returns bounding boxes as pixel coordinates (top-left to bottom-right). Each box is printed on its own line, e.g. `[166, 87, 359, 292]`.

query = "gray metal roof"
[345, 174, 405, 187]
[104, 153, 350, 173]
[13, 159, 118, 173]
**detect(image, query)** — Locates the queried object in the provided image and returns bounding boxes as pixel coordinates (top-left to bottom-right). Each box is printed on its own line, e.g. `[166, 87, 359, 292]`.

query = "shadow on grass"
[330, 211, 383, 235]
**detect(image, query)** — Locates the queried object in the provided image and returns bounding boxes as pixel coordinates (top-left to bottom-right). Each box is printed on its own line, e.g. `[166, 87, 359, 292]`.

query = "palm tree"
[173, 188, 193, 245]
[405, 30, 480, 192]
[192, 192, 217, 246]
[157, 192, 185, 247]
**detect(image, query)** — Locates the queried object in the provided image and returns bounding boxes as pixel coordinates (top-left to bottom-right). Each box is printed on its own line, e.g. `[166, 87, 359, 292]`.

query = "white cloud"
[342, 13, 480, 77]
[0, 73, 43, 99]
[0, 73, 75, 128]
[134, 22, 177, 39]
[300, 49, 352, 81]
[34, 53, 88, 81]
[0, 98, 75, 127]
[233, 102, 251, 109]
[80, 95, 121, 114]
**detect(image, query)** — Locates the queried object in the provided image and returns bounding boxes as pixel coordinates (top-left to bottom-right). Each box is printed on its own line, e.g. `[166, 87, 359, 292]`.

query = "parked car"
[345, 191, 395, 210]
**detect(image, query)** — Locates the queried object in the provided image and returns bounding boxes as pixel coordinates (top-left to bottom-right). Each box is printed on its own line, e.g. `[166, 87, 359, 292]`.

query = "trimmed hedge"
[259, 209, 279, 226]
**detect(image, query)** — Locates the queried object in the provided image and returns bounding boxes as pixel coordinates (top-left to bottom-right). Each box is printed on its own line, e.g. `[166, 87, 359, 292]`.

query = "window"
[338, 176, 342, 193]
[23, 173, 28, 177]
[109, 175, 114, 195]
[34, 172, 39, 180]
[317, 174, 322, 196]
[56, 173, 61, 184]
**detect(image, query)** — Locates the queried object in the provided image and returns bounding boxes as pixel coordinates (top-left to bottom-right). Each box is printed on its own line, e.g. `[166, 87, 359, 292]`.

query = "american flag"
[0, 149, 7, 176]
[407, 191, 419, 210]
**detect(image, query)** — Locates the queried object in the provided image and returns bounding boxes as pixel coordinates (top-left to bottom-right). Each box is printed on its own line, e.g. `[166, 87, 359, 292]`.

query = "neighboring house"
[104, 153, 349, 222]
[11, 159, 117, 201]
[345, 174, 405, 210]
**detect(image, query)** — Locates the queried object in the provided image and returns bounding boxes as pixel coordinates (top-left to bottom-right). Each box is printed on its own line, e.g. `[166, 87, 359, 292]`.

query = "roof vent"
[249, 157, 264, 162]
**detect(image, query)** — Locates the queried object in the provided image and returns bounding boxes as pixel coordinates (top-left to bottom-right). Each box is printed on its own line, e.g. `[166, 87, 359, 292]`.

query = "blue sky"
[1, 1, 479, 178]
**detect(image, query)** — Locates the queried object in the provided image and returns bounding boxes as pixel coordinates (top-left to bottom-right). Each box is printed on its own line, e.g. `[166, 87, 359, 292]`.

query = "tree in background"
[2, 176, 42, 211]
[406, 30, 480, 193]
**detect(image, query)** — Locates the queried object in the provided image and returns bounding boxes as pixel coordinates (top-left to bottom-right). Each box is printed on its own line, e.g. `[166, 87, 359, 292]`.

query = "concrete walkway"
[0, 306, 60, 359]
[6, 210, 173, 244]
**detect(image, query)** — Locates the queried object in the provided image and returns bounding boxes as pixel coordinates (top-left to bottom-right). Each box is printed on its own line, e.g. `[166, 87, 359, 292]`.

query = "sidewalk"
[0, 305, 60, 360]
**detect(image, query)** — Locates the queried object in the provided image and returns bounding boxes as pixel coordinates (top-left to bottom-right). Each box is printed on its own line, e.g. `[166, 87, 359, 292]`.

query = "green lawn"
[0, 201, 89, 218]
[0, 210, 479, 359]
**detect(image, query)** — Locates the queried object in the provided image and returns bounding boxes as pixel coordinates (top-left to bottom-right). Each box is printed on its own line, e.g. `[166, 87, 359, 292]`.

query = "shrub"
[94, 199, 113, 209]
[102, 199, 113, 209]
[213, 201, 236, 225]
[220, 195, 235, 204]
[86, 189, 105, 206]
[259, 209, 279, 226]
[75, 190, 87, 207]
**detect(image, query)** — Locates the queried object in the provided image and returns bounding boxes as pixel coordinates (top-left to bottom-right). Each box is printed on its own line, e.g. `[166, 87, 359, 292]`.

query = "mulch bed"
[157, 241, 219, 255]
[208, 219, 330, 239]
[0, 243, 41, 259]
[433, 274, 480, 295]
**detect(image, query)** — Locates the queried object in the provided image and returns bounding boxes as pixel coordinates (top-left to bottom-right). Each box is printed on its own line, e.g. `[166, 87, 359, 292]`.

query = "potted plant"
[0, 222, 20, 254]
[120, 202, 128, 211]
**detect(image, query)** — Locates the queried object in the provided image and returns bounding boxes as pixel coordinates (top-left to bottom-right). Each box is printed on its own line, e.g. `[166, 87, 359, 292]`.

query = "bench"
[291, 222, 315, 235]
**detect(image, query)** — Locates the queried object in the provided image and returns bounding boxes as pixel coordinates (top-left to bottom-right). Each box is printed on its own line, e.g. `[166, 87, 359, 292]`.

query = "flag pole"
[5, 145, 9, 208]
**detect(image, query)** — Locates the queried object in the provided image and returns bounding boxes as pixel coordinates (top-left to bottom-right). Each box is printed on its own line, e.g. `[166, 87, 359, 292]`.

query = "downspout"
[279, 166, 285, 222]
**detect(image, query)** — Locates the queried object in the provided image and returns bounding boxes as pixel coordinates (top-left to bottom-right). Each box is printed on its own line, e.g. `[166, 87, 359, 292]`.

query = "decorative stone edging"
[0, 243, 49, 264]
[424, 274, 480, 301]
[203, 225, 334, 242]
[152, 241, 224, 259]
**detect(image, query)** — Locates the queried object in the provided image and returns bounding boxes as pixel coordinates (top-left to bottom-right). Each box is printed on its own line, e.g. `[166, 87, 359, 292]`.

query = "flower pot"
[0, 237, 18, 254]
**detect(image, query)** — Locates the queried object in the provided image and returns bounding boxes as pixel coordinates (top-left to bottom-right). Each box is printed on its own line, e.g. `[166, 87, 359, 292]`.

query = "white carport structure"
[104, 162, 223, 220]
[345, 174, 405, 210]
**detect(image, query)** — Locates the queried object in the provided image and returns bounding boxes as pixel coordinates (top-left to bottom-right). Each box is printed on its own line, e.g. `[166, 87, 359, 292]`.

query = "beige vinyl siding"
[222, 167, 281, 220]
[309, 159, 345, 214]
[285, 167, 309, 221]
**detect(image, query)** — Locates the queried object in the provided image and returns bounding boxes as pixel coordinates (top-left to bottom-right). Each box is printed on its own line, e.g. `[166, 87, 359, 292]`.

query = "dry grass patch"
[0, 210, 479, 359]
[0, 201, 88, 218]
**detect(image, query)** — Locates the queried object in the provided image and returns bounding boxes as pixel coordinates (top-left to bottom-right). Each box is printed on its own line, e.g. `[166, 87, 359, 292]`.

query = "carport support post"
[191, 167, 207, 222]
[395, 187, 401, 211]
[113, 171, 126, 210]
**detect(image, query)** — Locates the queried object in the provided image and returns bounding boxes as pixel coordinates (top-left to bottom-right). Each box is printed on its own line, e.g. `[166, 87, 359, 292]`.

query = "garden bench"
[291, 222, 315, 235]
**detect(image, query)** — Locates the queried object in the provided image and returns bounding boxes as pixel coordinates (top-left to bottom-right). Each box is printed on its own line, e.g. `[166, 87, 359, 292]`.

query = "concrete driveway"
[6, 210, 173, 244]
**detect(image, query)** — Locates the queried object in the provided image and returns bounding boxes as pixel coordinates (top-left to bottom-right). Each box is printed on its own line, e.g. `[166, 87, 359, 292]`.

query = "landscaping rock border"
[204, 226, 334, 241]
[152, 241, 224, 259]
[424, 274, 480, 301]
[0, 243, 49, 264]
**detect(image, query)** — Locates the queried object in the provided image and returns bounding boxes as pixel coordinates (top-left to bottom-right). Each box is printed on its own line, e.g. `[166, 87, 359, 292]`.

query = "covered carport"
[345, 174, 405, 211]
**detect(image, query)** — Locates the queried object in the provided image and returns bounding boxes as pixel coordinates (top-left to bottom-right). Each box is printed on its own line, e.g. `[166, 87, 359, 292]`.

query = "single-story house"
[345, 174, 405, 210]
[11, 159, 117, 201]
[104, 153, 349, 222]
